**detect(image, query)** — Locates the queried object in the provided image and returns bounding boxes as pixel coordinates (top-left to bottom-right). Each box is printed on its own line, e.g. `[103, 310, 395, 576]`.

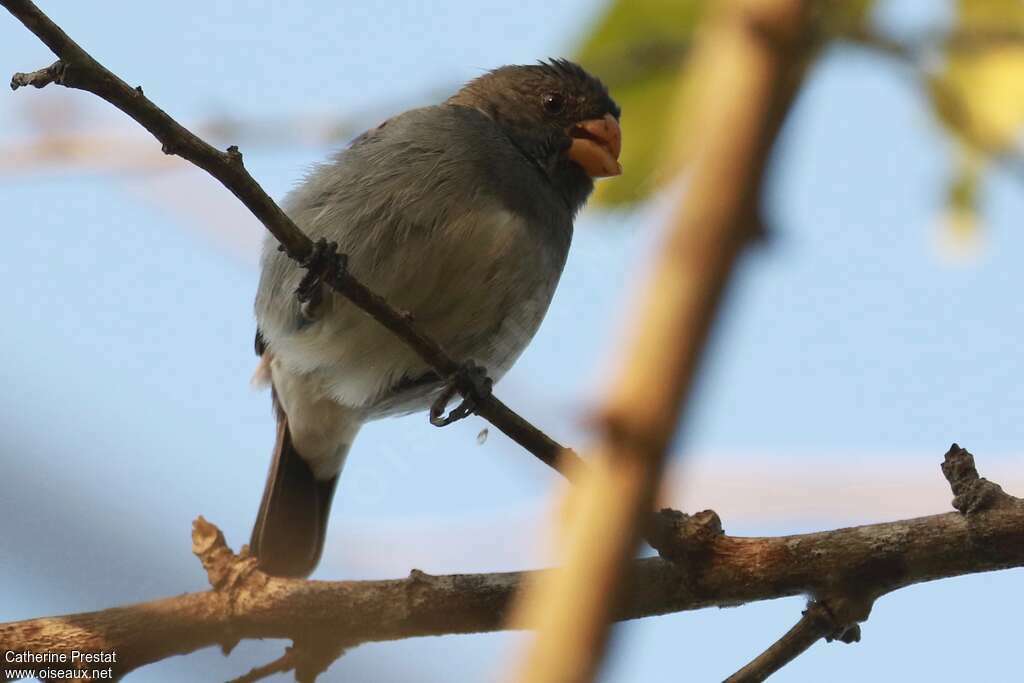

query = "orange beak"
[567, 113, 622, 178]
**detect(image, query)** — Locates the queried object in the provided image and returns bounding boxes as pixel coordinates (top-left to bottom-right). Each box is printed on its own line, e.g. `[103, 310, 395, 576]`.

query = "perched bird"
[251, 59, 622, 577]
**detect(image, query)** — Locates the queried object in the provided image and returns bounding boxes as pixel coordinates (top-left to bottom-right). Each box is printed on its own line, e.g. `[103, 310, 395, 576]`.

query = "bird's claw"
[429, 360, 493, 427]
[295, 238, 348, 321]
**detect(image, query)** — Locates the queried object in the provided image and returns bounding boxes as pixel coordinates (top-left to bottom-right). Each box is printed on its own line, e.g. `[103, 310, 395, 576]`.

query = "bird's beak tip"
[568, 114, 623, 178]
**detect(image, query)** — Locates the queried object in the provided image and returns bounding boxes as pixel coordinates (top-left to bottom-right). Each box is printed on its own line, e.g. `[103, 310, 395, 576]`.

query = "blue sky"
[2, 1, 1023, 681]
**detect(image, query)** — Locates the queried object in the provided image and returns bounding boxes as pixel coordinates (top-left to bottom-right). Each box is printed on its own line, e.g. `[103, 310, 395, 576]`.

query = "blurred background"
[2, 0, 1023, 680]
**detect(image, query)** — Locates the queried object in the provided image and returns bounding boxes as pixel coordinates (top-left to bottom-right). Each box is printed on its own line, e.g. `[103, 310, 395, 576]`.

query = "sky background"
[2, 0, 1023, 681]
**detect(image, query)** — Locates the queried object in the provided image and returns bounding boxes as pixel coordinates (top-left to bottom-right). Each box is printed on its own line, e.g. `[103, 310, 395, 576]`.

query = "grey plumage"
[256, 105, 573, 417]
[251, 61, 620, 577]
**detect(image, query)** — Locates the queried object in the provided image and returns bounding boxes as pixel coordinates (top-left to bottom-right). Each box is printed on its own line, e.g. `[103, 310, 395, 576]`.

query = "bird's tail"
[250, 410, 340, 578]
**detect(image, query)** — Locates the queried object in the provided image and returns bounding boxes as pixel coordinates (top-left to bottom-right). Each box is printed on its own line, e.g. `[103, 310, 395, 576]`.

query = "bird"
[250, 59, 622, 577]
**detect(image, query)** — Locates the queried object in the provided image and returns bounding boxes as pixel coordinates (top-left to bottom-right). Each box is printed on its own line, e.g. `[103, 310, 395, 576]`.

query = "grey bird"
[250, 59, 622, 577]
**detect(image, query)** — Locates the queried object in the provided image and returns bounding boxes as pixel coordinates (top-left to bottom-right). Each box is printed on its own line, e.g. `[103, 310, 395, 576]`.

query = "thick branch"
[2, 509, 1022, 679]
[508, 2, 813, 681]
[1, 0, 579, 477]
[1, 447, 1020, 681]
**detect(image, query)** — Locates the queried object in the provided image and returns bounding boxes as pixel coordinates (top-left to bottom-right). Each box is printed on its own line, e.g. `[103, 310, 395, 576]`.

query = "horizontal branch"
[1, 0, 580, 477]
[2, 446, 1021, 680]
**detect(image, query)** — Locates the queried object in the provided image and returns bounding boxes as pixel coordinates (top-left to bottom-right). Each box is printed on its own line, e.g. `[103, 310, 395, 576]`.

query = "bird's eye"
[542, 93, 565, 115]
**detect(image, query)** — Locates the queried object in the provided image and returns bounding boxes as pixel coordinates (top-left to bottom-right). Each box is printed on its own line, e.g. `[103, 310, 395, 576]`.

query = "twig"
[506, 2, 813, 681]
[229, 640, 348, 683]
[724, 602, 857, 683]
[227, 648, 299, 683]
[942, 442, 1021, 513]
[0, 446, 1021, 681]
[0, 0, 581, 478]
[718, 443, 1022, 682]
[843, 26, 1024, 62]
[724, 603, 834, 683]
[842, 27, 1024, 183]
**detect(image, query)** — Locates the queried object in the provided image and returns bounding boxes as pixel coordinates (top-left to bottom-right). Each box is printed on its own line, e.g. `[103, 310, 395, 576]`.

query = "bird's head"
[448, 59, 622, 208]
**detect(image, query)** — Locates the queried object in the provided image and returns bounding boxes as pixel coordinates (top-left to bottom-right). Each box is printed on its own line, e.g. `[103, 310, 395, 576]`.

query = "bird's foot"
[429, 360, 493, 427]
[295, 238, 349, 321]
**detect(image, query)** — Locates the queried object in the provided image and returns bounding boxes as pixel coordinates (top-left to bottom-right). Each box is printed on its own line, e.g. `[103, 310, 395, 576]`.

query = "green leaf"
[573, 0, 704, 206]
[574, 0, 878, 206]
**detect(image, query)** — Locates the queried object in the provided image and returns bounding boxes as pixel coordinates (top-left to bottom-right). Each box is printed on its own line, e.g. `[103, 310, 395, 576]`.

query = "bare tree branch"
[724, 601, 859, 683]
[717, 443, 1024, 681]
[229, 640, 349, 683]
[0, 0, 581, 477]
[1, 446, 1019, 681]
[506, 2, 814, 681]
[227, 648, 301, 683]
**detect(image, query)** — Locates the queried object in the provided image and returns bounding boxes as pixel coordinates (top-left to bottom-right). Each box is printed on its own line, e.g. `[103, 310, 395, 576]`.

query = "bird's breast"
[277, 205, 568, 414]
[395, 206, 566, 375]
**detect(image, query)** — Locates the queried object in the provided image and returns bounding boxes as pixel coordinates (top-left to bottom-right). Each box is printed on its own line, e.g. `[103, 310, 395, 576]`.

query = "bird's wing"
[253, 105, 569, 408]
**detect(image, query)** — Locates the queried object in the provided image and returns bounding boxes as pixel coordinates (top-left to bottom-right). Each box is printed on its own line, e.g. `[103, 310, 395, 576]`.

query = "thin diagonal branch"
[227, 648, 299, 683]
[1, 0, 580, 477]
[724, 602, 855, 683]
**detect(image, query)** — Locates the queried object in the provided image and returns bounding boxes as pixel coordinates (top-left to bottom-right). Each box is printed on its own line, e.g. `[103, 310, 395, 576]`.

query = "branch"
[227, 649, 301, 683]
[506, 2, 813, 681]
[717, 444, 1024, 681]
[1, 0, 581, 477]
[724, 601, 859, 683]
[841, 26, 1024, 183]
[1, 446, 1018, 681]
[843, 26, 1024, 62]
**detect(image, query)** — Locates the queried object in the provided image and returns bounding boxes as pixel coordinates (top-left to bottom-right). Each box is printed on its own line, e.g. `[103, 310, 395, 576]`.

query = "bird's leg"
[294, 238, 348, 322]
[429, 360, 493, 427]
